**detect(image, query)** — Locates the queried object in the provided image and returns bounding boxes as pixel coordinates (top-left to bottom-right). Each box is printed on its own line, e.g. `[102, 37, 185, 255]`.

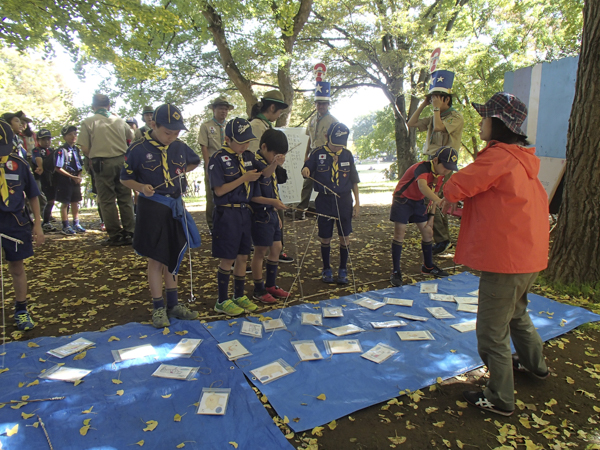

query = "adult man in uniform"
[78, 94, 135, 246]
[198, 96, 234, 233]
[134, 106, 154, 141]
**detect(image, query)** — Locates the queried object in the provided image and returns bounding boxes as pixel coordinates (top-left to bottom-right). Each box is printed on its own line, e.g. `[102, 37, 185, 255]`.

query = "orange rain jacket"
[443, 141, 549, 274]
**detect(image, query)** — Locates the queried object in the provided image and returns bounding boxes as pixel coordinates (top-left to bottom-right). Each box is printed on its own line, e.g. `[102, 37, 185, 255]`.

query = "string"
[332, 189, 358, 300]
[177, 175, 195, 303]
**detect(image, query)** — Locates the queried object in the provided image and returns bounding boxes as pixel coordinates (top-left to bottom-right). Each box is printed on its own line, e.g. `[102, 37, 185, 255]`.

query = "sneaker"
[233, 295, 259, 311]
[214, 299, 245, 316]
[432, 240, 451, 255]
[100, 222, 106, 232]
[49, 216, 57, 223]
[152, 307, 170, 328]
[73, 224, 86, 233]
[42, 223, 57, 232]
[61, 225, 76, 236]
[253, 290, 278, 304]
[120, 231, 133, 245]
[390, 271, 403, 287]
[167, 303, 199, 320]
[321, 268, 334, 283]
[102, 235, 127, 246]
[279, 252, 294, 264]
[463, 390, 514, 417]
[266, 285, 289, 299]
[421, 264, 449, 277]
[14, 310, 35, 331]
[337, 268, 349, 285]
[512, 355, 550, 379]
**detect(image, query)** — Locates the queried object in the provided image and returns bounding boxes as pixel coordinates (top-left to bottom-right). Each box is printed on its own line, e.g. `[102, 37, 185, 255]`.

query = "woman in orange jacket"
[441, 92, 550, 416]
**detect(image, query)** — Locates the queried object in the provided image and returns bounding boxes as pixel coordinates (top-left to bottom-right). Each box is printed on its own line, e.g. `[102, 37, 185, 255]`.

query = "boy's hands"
[422, 96, 432, 107]
[74, 176, 83, 184]
[141, 184, 155, 197]
[439, 198, 458, 214]
[273, 154, 285, 166]
[33, 223, 45, 246]
[272, 199, 288, 210]
[242, 169, 261, 182]
[301, 167, 310, 178]
[34, 167, 43, 175]
[353, 204, 360, 218]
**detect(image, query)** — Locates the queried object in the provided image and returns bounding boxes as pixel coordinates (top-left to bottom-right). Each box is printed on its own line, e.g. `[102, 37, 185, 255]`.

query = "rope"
[332, 194, 358, 299]
[177, 175, 195, 303]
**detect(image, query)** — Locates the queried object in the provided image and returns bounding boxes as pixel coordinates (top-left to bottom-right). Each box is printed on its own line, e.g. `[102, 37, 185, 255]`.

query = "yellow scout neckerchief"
[144, 130, 173, 187]
[256, 151, 279, 200]
[223, 145, 250, 199]
[0, 155, 9, 206]
[325, 145, 343, 186]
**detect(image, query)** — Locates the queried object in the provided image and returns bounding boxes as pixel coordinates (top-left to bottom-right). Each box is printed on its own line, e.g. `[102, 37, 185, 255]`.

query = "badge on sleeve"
[319, 154, 327, 160]
[5, 160, 17, 171]
[222, 155, 231, 162]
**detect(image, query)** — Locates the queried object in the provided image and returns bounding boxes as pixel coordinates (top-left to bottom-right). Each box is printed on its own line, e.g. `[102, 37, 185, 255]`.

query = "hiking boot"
[266, 285, 289, 299]
[512, 354, 550, 379]
[152, 307, 170, 328]
[421, 264, 449, 277]
[253, 290, 278, 304]
[321, 268, 334, 283]
[463, 391, 514, 417]
[233, 295, 259, 311]
[42, 223, 57, 232]
[432, 240, 451, 255]
[14, 310, 35, 331]
[390, 271, 403, 287]
[61, 225, 76, 236]
[337, 268, 349, 285]
[214, 299, 245, 316]
[73, 224, 86, 233]
[279, 252, 294, 264]
[167, 304, 198, 320]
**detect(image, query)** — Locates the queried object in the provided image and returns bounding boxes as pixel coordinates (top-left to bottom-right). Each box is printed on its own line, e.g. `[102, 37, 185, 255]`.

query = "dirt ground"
[3, 205, 600, 450]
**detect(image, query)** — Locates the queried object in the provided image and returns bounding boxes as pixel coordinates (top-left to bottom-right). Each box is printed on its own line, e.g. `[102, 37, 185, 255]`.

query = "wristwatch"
[433, 107, 440, 112]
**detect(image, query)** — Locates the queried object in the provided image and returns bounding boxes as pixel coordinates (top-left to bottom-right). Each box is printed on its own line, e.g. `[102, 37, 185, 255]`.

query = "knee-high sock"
[217, 268, 231, 303]
[233, 275, 246, 299]
[265, 260, 278, 288]
[339, 245, 349, 270]
[392, 240, 403, 273]
[321, 243, 331, 269]
[166, 288, 178, 309]
[422, 240, 434, 268]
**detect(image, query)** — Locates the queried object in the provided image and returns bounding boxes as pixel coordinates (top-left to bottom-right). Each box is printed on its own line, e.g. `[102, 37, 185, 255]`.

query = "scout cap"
[152, 103, 188, 131]
[142, 106, 154, 114]
[61, 125, 77, 136]
[92, 94, 110, 108]
[261, 90, 289, 109]
[472, 92, 528, 136]
[434, 146, 459, 171]
[225, 117, 256, 144]
[36, 129, 52, 139]
[125, 117, 138, 126]
[0, 118, 14, 157]
[210, 96, 234, 110]
[327, 122, 350, 147]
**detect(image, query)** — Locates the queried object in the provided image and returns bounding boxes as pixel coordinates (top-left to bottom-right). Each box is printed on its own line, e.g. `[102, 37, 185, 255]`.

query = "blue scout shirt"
[55, 144, 83, 175]
[303, 145, 360, 195]
[121, 132, 200, 198]
[209, 146, 262, 206]
[0, 154, 40, 214]
[31, 146, 54, 180]
[250, 150, 279, 210]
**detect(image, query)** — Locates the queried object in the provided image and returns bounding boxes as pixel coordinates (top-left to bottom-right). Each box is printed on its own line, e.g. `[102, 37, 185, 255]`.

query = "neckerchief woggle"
[144, 130, 173, 188]
[223, 145, 250, 199]
[324, 145, 343, 186]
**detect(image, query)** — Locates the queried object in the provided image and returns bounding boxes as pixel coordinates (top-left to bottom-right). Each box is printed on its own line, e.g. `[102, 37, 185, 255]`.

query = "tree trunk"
[545, 0, 600, 284]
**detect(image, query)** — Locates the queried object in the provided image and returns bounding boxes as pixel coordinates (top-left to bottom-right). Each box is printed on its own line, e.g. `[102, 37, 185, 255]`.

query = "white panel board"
[538, 156, 566, 201]
[277, 127, 315, 205]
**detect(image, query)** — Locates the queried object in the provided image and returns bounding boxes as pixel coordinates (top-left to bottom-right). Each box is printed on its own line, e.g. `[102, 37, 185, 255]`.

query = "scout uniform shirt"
[121, 131, 200, 197]
[198, 118, 226, 158]
[79, 113, 133, 158]
[0, 153, 40, 216]
[208, 146, 262, 206]
[250, 151, 279, 210]
[31, 146, 55, 181]
[306, 112, 338, 152]
[248, 116, 270, 154]
[304, 145, 360, 195]
[393, 161, 442, 201]
[416, 108, 464, 156]
[55, 144, 83, 175]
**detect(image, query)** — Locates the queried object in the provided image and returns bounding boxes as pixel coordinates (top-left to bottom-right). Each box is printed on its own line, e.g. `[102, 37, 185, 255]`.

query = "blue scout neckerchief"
[255, 150, 279, 200]
[324, 145, 343, 186]
[64, 144, 83, 172]
[144, 130, 173, 188]
[212, 117, 226, 146]
[223, 144, 250, 199]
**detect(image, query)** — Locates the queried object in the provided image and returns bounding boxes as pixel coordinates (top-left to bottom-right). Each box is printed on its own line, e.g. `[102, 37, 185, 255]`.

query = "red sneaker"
[266, 285, 290, 299]
[253, 289, 278, 304]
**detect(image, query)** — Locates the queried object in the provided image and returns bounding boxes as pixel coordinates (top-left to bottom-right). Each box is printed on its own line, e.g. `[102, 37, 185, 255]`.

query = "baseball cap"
[472, 92, 528, 136]
[37, 129, 52, 139]
[434, 146, 459, 171]
[261, 90, 289, 109]
[61, 125, 77, 136]
[327, 122, 350, 147]
[0, 118, 14, 157]
[125, 117, 138, 126]
[225, 118, 256, 144]
[142, 106, 154, 115]
[152, 103, 188, 131]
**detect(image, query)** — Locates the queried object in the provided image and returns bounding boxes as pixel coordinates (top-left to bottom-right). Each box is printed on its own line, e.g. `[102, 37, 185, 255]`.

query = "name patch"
[4, 174, 19, 181]
[340, 162, 350, 166]
[244, 161, 253, 167]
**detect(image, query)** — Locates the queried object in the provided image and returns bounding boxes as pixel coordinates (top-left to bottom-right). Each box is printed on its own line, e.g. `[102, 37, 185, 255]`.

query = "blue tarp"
[205, 272, 600, 432]
[0, 321, 293, 450]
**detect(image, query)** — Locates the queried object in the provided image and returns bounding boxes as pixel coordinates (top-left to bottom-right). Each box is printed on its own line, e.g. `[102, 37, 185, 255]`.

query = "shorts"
[315, 192, 353, 239]
[212, 205, 253, 259]
[389, 197, 428, 224]
[55, 177, 83, 204]
[0, 211, 34, 262]
[251, 207, 282, 247]
[40, 177, 56, 202]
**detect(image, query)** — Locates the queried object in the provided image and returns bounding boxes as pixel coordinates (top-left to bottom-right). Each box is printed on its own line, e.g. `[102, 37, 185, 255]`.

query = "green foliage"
[353, 106, 396, 160]
[534, 274, 600, 305]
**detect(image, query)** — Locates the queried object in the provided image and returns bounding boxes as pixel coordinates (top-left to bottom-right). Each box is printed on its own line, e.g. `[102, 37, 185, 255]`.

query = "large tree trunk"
[545, 0, 600, 284]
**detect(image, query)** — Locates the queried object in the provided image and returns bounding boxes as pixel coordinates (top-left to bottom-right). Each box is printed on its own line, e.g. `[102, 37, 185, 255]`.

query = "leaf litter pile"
[2, 205, 600, 449]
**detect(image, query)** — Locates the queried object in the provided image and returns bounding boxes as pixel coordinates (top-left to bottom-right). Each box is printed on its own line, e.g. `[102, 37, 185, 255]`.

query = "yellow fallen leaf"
[26, 380, 39, 387]
[21, 395, 29, 401]
[82, 406, 94, 414]
[388, 435, 406, 444]
[348, 416, 355, 421]
[21, 353, 26, 359]
[112, 379, 123, 385]
[80, 425, 90, 436]
[139, 335, 147, 339]
[436, 377, 443, 384]
[328, 420, 337, 430]
[74, 380, 84, 386]
[21, 412, 35, 419]
[229, 442, 238, 449]
[32, 422, 39, 428]
[260, 395, 268, 403]
[108, 336, 120, 342]
[545, 398, 557, 407]
[38, 358, 46, 363]
[285, 432, 294, 439]
[11, 402, 27, 409]
[18, 382, 24, 387]
[143, 420, 158, 432]
[116, 390, 124, 396]
[0, 368, 8, 374]
[456, 400, 468, 409]
[433, 421, 445, 428]
[174, 414, 182, 422]
[283, 415, 289, 424]
[163, 327, 170, 335]
[176, 444, 185, 449]
[134, 440, 144, 446]
[317, 393, 326, 401]
[456, 439, 464, 449]
[83, 418, 91, 426]
[312, 426, 324, 436]
[161, 394, 172, 399]
[7, 424, 18, 436]
[27, 342, 40, 348]
[175, 331, 188, 336]
[519, 417, 531, 429]
[426, 407, 438, 414]
[73, 351, 87, 361]
[566, 376, 575, 384]
[443, 439, 451, 448]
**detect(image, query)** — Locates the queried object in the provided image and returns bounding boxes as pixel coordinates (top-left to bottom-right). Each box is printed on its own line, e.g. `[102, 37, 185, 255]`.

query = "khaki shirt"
[79, 113, 133, 158]
[306, 112, 337, 151]
[198, 119, 225, 158]
[416, 109, 464, 156]
[133, 125, 150, 141]
[248, 118, 270, 153]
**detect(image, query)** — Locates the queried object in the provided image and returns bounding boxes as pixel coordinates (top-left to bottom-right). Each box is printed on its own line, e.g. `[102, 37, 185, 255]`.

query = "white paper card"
[355, 298, 386, 310]
[197, 388, 231, 415]
[292, 340, 323, 361]
[301, 313, 323, 326]
[454, 296, 479, 305]
[217, 340, 251, 360]
[251, 359, 295, 384]
[113, 344, 157, 362]
[322, 307, 343, 317]
[371, 320, 407, 329]
[263, 318, 287, 332]
[397, 330, 435, 341]
[168, 338, 202, 357]
[324, 339, 363, 354]
[384, 297, 413, 307]
[151, 364, 198, 380]
[426, 307, 455, 319]
[47, 338, 95, 359]
[420, 283, 438, 294]
[451, 321, 477, 333]
[361, 343, 398, 363]
[394, 312, 429, 322]
[240, 321, 263, 338]
[327, 324, 365, 336]
[429, 293, 455, 302]
[468, 290, 479, 296]
[40, 366, 91, 382]
[456, 303, 478, 313]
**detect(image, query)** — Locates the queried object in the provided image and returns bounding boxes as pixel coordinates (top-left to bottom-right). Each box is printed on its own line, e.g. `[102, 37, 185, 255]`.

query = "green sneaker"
[232, 295, 258, 312]
[167, 304, 198, 320]
[152, 307, 170, 328]
[14, 311, 35, 331]
[214, 299, 244, 316]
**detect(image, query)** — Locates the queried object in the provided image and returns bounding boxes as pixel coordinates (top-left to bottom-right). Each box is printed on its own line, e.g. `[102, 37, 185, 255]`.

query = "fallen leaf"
[163, 327, 170, 335]
[134, 440, 144, 446]
[108, 336, 120, 342]
[27, 342, 40, 348]
[566, 376, 575, 384]
[348, 416, 355, 421]
[112, 379, 123, 385]
[312, 426, 324, 436]
[317, 393, 326, 401]
[74, 380, 84, 386]
[0, 368, 9, 375]
[80, 425, 90, 436]
[21, 395, 29, 401]
[285, 432, 294, 439]
[83, 418, 91, 426]
[26, 380, 39, 387]
[443, 439, 451, 448]
[229, 442, 238, 449]
[425, 407, 438, 414]
[328, 420, 337, 430]
[260, 395, 268, 403]
[175, 331, 188, 336]
[73, 351, 87, 361]
[82, 407, 94, 414]
[283, 416, 289, 424]
[161, 394, 172, 399]
[32, 422, 39, 428]
[21, 353, 26, 359]
[116, 390, 124, 396]
[176, 444, 185, 449]
[456, 439, 464, 449]
[11, 402, 27, 409]
[388, 434, 406, 444]
[433, 421, 445, 428]
[38, 358, 46, 363]
[21, 412, 35, 419]
[6, 424, 18, 436]
[143, 420, 158, 431]
[174, 414, 182, 422]
[456, 401, 467, 409]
